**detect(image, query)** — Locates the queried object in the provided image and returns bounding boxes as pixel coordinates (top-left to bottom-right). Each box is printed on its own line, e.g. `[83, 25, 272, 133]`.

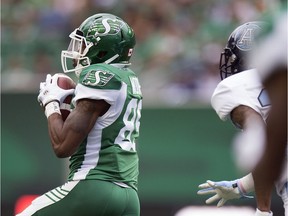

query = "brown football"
[55, 73, 76, 121]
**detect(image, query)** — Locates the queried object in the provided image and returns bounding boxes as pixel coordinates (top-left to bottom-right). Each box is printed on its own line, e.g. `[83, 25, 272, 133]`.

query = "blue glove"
[197, 180, 253, 207]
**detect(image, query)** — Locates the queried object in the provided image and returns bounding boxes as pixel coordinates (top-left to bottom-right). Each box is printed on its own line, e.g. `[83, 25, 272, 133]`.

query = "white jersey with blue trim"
[211, 69, 270, 123]
[211, 68, 287, 198]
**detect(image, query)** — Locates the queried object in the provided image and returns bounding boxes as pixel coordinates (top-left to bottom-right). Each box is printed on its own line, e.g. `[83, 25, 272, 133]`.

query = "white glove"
[197, 179, 253, 207]
[255, 208, 273, 216]
[37, 74, 75, 107]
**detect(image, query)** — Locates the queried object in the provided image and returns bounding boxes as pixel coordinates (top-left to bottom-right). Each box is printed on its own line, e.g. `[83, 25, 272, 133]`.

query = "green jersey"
[68, 63, 142, 191]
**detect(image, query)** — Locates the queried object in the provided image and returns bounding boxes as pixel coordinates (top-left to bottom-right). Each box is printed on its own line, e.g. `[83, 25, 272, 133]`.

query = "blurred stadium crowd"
[2, 0, 269, 106]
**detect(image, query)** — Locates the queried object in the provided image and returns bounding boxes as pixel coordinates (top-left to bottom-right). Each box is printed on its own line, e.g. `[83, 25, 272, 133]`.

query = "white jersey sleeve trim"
[211, 69, 264, 121]
[72, 83, 121, 106]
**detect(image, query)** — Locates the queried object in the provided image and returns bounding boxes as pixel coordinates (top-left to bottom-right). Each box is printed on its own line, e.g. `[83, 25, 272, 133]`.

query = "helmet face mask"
[219, 22, 264, 80]
[61, 29, 92, 76]
[220, 47, 236, 80]
[61, 13, 136, 77]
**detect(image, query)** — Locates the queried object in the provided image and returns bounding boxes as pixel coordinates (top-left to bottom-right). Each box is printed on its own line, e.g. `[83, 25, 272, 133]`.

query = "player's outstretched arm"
[197, 173, 254, 207]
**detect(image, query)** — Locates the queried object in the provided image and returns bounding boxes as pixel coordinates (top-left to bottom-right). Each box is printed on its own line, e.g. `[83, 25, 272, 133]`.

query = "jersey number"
[115, 99, 142, 151]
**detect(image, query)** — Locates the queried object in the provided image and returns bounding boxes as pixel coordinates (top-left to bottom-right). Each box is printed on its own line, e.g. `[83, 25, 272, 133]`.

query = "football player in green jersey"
[17, 13, 142, 216]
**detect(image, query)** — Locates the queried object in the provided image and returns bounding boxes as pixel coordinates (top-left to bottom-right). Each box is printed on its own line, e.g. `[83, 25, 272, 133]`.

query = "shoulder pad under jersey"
[79, 64, 122, 90]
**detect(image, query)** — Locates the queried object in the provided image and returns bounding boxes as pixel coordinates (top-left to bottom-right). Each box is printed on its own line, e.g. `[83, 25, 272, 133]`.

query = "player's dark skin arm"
[231, 105, 265, 130]
[46, 99, 110, 158]
[253, 68, 287, 212]
[231, 105, 272, 211]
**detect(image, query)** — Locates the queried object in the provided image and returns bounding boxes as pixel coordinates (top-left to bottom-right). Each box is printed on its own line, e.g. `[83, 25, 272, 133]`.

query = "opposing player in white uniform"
[197, 22, 287, 216]
[17, 13, 142, 216]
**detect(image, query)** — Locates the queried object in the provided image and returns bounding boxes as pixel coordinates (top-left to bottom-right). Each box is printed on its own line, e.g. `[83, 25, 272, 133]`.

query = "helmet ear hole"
[97, 51, 108, 59]
[120, 29, 124, 41]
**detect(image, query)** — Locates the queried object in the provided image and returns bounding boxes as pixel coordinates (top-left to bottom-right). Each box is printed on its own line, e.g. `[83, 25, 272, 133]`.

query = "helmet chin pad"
[74, 64, 83, 78]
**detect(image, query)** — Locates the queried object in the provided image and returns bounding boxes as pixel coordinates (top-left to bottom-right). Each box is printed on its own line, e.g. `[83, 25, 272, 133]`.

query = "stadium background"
[1, 0, 284, 215]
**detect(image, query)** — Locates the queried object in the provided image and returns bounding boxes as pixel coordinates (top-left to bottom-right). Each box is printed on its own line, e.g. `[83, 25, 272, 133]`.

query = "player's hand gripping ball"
[38, 73, 76, 120]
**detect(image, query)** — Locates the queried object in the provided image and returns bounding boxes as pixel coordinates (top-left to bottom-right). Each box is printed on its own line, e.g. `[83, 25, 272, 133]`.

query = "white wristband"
[60, 103, 71, 111]
[238, 173, 255, 194]
[45, 101, 61, 118]
[255, 208, 273, 216]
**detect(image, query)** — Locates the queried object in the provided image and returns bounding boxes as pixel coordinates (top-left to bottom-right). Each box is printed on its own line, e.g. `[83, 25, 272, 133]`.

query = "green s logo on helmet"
[61, 13, 136, 77]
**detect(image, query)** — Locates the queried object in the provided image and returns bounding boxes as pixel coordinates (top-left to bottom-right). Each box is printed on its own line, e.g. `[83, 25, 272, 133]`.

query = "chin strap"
[105, 54, 120, 64]
[75, 65, 83, 78]
[111, 63, 131, 69]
